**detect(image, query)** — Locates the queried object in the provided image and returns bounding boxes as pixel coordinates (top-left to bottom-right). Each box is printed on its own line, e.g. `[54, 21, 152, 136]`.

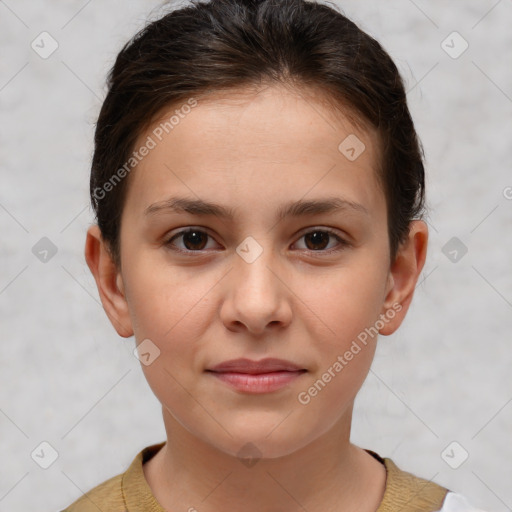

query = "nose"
[219, 241, 292, 336]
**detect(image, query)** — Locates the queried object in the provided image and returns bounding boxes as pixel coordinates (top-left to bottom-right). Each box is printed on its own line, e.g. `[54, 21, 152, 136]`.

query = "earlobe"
[84, 225, 134, 338]
[379, 220, 428, 336]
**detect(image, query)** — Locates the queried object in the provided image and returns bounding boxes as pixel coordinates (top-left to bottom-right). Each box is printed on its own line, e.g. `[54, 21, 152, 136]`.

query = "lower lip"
[208, 370, 306, 393]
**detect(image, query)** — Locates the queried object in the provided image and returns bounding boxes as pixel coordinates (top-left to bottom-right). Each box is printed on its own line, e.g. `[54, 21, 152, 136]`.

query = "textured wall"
[1, 1, 511, 511]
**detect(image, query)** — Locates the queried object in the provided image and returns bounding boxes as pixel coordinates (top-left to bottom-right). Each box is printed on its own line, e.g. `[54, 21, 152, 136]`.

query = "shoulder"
[60, 472, 126, 512]
[380, 456, 449, 512]
[364, 449, 449, 512]
[59, 441, 166, 512]
[366, 451, 487, 512]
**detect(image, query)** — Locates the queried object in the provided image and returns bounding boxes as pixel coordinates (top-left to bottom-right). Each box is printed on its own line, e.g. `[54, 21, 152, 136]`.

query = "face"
[87, 84, 426, 460]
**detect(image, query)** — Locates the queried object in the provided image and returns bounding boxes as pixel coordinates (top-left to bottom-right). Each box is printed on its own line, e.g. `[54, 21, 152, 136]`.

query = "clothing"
[437, 492, 489, 512]
[61, 441, 485, 512]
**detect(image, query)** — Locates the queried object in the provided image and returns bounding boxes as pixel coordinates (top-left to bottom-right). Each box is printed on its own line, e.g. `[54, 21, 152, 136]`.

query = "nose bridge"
[221, 234, 291, 333]
[234, 234, 280, 299]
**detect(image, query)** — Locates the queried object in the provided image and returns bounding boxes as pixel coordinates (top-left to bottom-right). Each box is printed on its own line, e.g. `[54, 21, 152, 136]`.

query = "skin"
[85, 83, 428, 512]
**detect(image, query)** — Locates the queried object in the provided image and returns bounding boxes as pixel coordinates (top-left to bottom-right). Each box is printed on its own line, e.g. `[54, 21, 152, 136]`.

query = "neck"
[143, 406, 386, 512]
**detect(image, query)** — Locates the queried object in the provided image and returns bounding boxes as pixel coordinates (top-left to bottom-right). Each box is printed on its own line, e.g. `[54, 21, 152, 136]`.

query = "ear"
[84, 225, 134, 338]
[379, 220, 428, 335]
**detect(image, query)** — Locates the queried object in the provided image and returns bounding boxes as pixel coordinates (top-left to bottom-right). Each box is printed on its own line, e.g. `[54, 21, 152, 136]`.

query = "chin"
[204, 422, 317, 462]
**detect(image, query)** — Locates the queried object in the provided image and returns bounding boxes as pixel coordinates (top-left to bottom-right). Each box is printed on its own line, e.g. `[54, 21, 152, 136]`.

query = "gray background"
[1, 1, 511, 511]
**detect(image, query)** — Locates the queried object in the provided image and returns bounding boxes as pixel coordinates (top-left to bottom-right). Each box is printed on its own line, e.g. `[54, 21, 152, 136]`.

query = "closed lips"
[206, 358, 307, 374]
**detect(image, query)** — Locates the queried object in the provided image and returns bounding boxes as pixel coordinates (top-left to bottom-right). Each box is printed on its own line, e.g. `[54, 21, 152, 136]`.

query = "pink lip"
[206, 358, 307, 394]
[208, 357, 305, 373]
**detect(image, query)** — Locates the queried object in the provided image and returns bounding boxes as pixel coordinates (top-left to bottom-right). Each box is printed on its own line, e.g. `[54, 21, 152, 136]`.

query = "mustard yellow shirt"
[61, 442, 450, 511]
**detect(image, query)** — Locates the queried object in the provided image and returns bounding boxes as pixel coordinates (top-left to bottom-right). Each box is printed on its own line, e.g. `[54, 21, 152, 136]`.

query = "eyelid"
[165, 227, 221, 253]
[164, 226, 351, 254]
[292, 226, 350, 253]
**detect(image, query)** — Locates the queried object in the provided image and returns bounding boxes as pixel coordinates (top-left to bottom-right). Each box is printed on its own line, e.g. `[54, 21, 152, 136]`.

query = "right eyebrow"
[143, 195, 369, 221]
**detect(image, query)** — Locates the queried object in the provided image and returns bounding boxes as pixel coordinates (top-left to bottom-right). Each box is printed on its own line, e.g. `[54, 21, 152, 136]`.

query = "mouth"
[205, 358, 307, 394]
[207, 357, 306, 373]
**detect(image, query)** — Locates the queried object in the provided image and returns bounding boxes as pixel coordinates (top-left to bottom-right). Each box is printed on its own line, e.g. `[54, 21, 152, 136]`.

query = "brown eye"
[166, 229, 215, 252]
[293, 228, 349, 253]
[304, 231, 330, 251]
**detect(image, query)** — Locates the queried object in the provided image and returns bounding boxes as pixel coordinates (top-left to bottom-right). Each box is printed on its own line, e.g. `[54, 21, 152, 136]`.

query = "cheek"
[294, 271, 384, 418]
[125, 260, 218, 382]
[125, 257, 203, 338]
[299, 262, 387, 348]
[128, 275, 207, 412]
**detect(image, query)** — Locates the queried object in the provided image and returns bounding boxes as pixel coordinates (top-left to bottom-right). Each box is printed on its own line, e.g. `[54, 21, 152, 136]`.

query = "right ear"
[84, 225, 134, 338]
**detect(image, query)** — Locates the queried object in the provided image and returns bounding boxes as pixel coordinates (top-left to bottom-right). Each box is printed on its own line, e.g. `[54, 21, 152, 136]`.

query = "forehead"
[125, 84, 384, 218]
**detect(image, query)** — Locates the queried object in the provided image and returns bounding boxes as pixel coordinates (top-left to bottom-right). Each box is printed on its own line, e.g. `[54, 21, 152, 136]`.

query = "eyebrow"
[144, 196, 369, 221]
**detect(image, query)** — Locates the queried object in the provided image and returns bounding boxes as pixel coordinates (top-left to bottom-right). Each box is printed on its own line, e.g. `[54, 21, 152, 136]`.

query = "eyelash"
[164, 227, 350, 256]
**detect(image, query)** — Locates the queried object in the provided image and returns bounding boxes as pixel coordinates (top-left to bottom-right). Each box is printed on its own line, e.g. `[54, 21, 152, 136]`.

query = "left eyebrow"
[143, 195, 369, 221]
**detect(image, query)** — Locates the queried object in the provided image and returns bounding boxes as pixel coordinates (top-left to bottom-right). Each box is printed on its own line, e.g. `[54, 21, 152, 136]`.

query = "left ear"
[379, 220, 428, 335]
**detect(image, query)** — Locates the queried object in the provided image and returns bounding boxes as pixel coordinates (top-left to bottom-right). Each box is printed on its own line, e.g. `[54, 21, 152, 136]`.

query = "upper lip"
[207, 358, 306, 374]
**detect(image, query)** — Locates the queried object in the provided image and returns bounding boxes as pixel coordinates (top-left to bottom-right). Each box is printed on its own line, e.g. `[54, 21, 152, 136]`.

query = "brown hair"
[90, 0, 426, 268]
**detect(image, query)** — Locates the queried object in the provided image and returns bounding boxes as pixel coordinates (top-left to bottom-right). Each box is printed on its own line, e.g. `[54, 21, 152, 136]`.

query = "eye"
[292, 228, 349, 254]
[164, 228, 219, 253]
[164, 227, 350, 255]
